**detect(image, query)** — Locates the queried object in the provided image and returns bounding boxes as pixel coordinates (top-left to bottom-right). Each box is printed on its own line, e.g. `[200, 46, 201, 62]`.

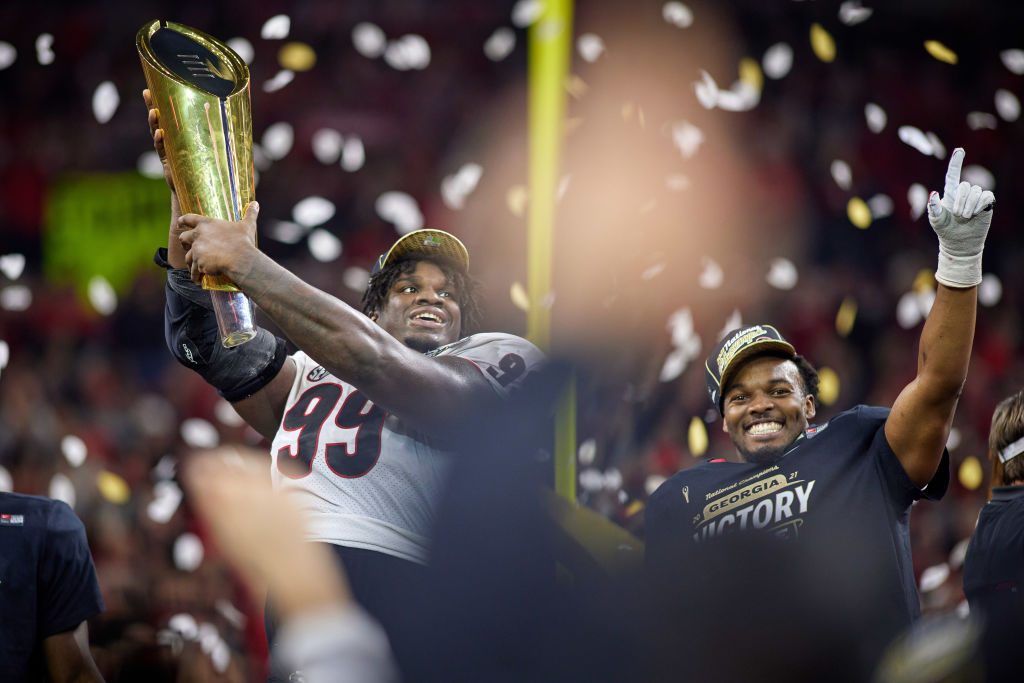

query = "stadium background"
[1, 0, 1022, 678]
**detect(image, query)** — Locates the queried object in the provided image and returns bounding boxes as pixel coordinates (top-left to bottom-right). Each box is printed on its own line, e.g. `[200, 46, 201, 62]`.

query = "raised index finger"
[944, 147, 965, 198]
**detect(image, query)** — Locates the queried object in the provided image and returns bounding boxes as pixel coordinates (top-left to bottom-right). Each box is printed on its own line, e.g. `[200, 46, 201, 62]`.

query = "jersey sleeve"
[37, 500, 104, 637]
[447, 333, 547, 399]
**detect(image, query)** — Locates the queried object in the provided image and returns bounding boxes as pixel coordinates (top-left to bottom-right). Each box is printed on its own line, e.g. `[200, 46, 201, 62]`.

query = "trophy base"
[211, 289, 257, 348]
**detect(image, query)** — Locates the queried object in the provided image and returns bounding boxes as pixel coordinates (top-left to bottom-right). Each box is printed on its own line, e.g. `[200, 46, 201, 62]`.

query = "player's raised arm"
[885, 148, 995, 487]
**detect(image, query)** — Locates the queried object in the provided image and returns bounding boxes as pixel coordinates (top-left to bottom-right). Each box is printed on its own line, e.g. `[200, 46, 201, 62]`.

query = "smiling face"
[371, 259, 463, 352]
[721, 354, 816, 465]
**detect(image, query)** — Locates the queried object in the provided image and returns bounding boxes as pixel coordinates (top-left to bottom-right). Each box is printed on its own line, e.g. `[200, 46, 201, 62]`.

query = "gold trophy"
[137, 20, 256, 347]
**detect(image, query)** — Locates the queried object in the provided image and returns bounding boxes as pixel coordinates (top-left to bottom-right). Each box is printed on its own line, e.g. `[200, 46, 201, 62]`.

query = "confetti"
[484, 27, 516, 61]
[506, 185, 528, 217]
[925, 131, 946, 159]
[441, 163, 484, 210]
[718, 310, 743, 341]
[152, 455, 178, 482]
[147, 480, 183, 524]
[1000, 48, 1024, 75]
[92, 81, 119, 125]
[838, 1, 873, 25]
[830, 160, 852, 190]
[342, 266, 371, 292]
[578, 439, 597, 467]
[375, 192, 424, 234]
[512, 0, 544, 27]
[261, 15, 291, 40]
[173, 533, 204, 571]
[49, 473, 76, 507]
[0, 42, 15, 71]
[847, 198, 872, 228]
[836, 297, 857, 337]
[738, 58, 763, 94]
[36, 33, 54, 65]
[959, 456, 984, 490]
[817, 367, 840, 405]
[292, 196, 336, 227]
[659, 347, 689, 382]
[0, 465, 11, 493]
[341, 136, 365, 172]
[181, 418, 219, 448]
[907, 183, 928, 220]
[0, 340, 8, 371]
[896, 290, 924, 329]
[137, 151, 164, 179]
[864, 102, 887, 132]
[995, 89, 1020, 122]
[716, 81, 760, 112]
[946, 428, 961, 451]
[0, 286, 31, 311]
[693, 70, 719, 109]
[810, 23, 836, 63]
[962, 165, 995, 190]
[226, 37, 253, 65]
[88, 276, 117, 315]
[867, 194, 893, 218]
[97, 470, 131, 504]
[919, 563, 950, 592]
[762, 43, 793, 79]
[645, 475, 667, 496]
[385, 34, 431, 71]
[308, 229, 343, 262]
[168, 613, 199, 640]
[699, 257, 723, 289]
[279, 42, 316, 71]
[267, 220, 307, 244]
[312, 129, 343, 164]
[510, 281, 530, 311]
[61, 435, 87, 467]
[577, 33, 605, 63]
[557, 174, 571, 201]
[579, 467, 603, 492]
[897, 125, 934, 156]
[671, 120, 704, 158]
[262, 122, 294, 160]
[604, 468, 623, 491]
[0, 254, 25, 280]
[662, 2, 694, 28]
[978, 274, 1002, 307]
[353, 22, 387, 58]
[214, 599, 248, 630]
[262, 70, 295, 93]
[766, 258, 798, 289]
[924, 40, 957, 65]
[688, 417, 708, 456]
[966, 112, 998, 130]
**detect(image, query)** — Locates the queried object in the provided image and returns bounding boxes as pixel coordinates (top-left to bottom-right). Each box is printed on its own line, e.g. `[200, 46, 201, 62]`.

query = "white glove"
[927, 147, 995, 288]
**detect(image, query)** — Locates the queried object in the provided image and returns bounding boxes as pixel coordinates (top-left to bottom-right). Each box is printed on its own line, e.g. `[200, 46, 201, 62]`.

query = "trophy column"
[137, 20, 257, 347]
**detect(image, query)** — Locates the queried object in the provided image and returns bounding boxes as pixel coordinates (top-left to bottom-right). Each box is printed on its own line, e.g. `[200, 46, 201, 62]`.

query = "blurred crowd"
[2, 0, 1024, 679]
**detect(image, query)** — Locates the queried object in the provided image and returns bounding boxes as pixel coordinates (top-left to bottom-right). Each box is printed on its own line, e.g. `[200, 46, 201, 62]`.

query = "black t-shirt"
[0, 492, 105, 682]
[645, 405, 948, 674]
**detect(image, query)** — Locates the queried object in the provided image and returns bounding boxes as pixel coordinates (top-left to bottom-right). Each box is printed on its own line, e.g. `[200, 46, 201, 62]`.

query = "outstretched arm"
[886, 148, 994, 487]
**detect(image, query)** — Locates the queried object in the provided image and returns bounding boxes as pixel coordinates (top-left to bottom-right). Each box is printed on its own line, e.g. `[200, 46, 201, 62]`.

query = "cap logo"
[422, 235, 443, 247]
[716, 325, 773, 376]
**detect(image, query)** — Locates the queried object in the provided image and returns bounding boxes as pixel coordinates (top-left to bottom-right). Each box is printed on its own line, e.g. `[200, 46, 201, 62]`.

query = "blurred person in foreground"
[184, 447, 398, 683]
[142, 92, 546, 680]
[0, 491, 105, 682]
[645, 148, 996, 679]
[963, 390, 1024, 680]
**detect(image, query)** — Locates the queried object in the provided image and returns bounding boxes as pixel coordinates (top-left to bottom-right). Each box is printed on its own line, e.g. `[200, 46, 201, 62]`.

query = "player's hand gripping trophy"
[138, 20, 256, 347]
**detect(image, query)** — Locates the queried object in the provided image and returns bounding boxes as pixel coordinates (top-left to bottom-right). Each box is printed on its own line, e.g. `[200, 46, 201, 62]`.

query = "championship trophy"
[137, 20, 257, 347]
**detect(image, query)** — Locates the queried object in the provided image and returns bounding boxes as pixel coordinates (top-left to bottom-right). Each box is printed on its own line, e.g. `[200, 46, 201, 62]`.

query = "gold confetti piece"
[506, 185, 527, 217]
[688, 417, 708, 457]
[924, 40, 958, 65]
[958, 456, 983, 491]
[847, 197, 872, 229]
[565, 74, 588, 99]
[836, 297, 857, 337]
[810, 23, 836, 63]
[912, 269, 936, 294]
[624, 500, 645, 518]
[739, 57, 763, 94]
[97, 470, 131, 504]
[817, 367, 840, 406]
[510, 281, 530, 312]
[278, 42, 316, 71]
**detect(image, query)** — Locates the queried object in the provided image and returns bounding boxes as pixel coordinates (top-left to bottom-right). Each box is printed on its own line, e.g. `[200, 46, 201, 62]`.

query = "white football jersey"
[269, 333, 546, 564]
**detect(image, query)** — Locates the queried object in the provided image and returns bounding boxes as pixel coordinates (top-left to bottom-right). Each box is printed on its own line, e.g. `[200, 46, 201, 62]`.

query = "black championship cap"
[371, 228, 469, 276]
[705, 324, 796, 414]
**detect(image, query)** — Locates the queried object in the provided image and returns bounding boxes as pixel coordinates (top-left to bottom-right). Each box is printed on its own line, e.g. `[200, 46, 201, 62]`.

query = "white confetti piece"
[262, 70, 295, 93]
[867, 193, 893, 219]
[663, 2, 694, 28]
[908, 183, 928, 220]
[268, 220, 307, 244]
[0, 340, 8, 371]
[512, 0, 544, 28]
[173, 533, 205, 572]
[925, 131, 945, 159]
[441, 163, 483, 210]
[962, 164, 995, 190]
[671, 120, 704, 158]
[49, 473, 76, 508]
[966, 112, 998, 130]
[645, 474, 667, 496]
[660, 348, 691, 382]
[375, 192, 424, 234]
[292, 196, 336, 227]
[699, 256, 723, 289]
[147, 480, 183, 524]
[919, 563, 950, 592]
[168, 614, 199, 640]
[385, 34, 431, 71]
[308, 229, 343, 262]
[715, 81, 759, 112]
[762, 42, 793, 79]
[838, 1, 873, 25]
[180, 418, 219, 448]
[92, 81, 119, 124]
[227, 37, 254, 65]
[262, 122, 294, 160]
[864, 102, 887, 133]
[830, 159, 852, 191]
[766, 258, 798, 290]
[1000, 49, 1024, 75]
[0, 42, 16, 71]
[152, 455, 178, 482]
[1, 286, 31, 311]
[0, 254, 25, 280]
[979, 274, 1002, 307]
[577, 33, 605, 63]
[642, 263, 666, 280]
[0, 465, 11, 493]
[137, 150, 164, 179]
[896, 291, 923, 329]
[36, 33, 54, 65]
[897, 125, 934, 156]
[88, 276, 117, 315]
[693, 70, 719, 109]
[260, 14, 291, 40]
[995, 89, 1020, 122]
[311, 128, 343, 164]
[578, 439, 597, 466]
[61, 435, 87, 467]
[484, 27, 516, 61]
[343, 266, 371, 292]
[341, 136, 365, 172]
[353, 22, 387, 58]
[603, 468, 623, 491]
[579, 467, 603, 492]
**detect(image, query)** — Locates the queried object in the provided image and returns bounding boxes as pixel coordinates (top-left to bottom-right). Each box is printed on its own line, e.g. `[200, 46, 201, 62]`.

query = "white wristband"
[275, 606, 399, 683]
[935, 245, 983, 288]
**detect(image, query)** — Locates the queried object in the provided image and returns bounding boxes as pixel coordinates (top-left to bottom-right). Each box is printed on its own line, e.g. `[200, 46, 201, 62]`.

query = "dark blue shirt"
[0, 492, 105, 682]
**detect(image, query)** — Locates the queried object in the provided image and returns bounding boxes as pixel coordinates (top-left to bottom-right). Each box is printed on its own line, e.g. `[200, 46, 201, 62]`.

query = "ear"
[804, 393, 816, 421]
[369, 313, 378, 322]
[721, 418, 728, 433]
